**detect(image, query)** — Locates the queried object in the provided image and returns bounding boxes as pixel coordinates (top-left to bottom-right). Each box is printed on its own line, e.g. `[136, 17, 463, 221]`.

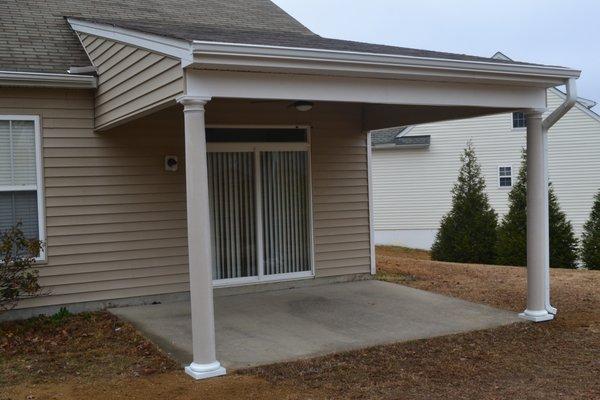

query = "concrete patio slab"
[109, 280, 521, 369]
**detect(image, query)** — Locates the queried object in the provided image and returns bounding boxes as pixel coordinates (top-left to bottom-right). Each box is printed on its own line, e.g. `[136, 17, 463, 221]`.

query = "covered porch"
[67, 17, 581, 380]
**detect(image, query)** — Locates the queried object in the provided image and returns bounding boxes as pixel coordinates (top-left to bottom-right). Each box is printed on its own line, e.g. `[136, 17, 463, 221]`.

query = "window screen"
[0, 119, 40, 240]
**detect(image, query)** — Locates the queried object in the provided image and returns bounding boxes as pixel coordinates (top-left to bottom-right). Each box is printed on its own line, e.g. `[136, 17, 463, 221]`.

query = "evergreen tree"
[496, 150, 578, 268]
[431, 141, 497, 264]
[581, 190, 600, 270]
[495, 153, 527, 266]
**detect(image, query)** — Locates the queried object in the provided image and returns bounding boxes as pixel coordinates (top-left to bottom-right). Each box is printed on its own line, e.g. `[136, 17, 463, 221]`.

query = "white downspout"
[543, 78, 578, 131]
[541, 77, 578, 315]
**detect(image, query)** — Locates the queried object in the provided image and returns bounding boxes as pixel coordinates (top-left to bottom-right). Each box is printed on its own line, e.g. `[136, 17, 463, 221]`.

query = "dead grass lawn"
[2, 246, 599, 399]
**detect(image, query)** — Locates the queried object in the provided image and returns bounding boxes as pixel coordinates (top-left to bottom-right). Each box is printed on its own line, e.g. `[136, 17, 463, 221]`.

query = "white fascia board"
[0, 70, 97, 89]
[67, 18, 194, 65]
[191, 41, 580, 87]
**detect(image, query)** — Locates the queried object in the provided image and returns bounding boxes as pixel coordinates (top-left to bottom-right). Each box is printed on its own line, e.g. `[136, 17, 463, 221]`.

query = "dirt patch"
[0, 311, 178, 388]
[377, 245, 431, 261]
[2, 247, 599, 399]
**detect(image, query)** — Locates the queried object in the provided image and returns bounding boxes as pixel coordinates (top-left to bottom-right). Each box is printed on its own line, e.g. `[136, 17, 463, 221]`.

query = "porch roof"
[67, 17, 552, 67]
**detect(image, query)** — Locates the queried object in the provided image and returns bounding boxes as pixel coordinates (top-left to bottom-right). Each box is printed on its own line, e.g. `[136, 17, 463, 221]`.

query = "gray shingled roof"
[371, 127, 408, 145]
[0, 0, 311, 74]
[371, 127, 431, 148]
[0, 0, 560, 75]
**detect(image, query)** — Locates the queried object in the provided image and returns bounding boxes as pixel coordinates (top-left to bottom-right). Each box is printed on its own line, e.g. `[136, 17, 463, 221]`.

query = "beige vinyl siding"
[3, 91, 370, 310]
[76, 33, 184, 131]
[373, 89, 600, 240]
[1, 87, 189, 309]
[205, 100, 372, 278]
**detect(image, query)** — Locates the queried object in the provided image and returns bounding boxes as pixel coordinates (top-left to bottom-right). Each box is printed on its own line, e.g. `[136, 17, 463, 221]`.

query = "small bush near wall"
[0, 224, 44, 313]
[496, 151, 578, 268]
[431, 141, 498, 264]
[581, 190, 600, 270]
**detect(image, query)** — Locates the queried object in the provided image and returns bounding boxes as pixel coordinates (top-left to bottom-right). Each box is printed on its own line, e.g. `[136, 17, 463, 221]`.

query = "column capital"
[524, 108, 546, 118]
[177, 95, 211, 111]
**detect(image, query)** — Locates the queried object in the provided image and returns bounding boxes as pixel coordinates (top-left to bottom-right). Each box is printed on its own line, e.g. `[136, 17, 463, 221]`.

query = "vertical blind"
[208, 152, 257, 280]
[261, 151, 311, 275]
[207, 150, 311, 280]
[0, 120, 39, 240]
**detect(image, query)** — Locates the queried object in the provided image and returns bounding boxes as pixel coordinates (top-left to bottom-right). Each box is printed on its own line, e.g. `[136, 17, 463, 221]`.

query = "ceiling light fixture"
[293, 101, 314, 112]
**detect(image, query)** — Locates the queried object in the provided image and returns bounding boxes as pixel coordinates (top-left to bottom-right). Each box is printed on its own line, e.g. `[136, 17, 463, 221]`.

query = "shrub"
[581, 190, 600, 270]
[0, 223, 44, 313]
[431, 141, 498, 264]
[496, 150, 578, 268]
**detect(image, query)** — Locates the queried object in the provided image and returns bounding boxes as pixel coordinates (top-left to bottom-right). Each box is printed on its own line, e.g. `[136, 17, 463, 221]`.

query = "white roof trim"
[191, 40, 580, 84]
[0, 70, 97, 89]
[67, 18, 194, 65]
[396, 125, 415, 138]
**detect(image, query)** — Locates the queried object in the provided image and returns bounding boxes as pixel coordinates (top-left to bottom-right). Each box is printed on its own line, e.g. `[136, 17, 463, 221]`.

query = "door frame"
[206, 125, 315, 287]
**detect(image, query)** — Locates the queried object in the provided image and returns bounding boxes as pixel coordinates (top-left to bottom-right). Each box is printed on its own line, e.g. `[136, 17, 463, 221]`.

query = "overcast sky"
[273, 0, 599, 110]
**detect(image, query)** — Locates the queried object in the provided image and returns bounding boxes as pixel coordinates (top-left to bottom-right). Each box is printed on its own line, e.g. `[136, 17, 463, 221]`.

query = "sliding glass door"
[207, 152, 257, 280]
[206, 135, 312, 285]
[261, 151, 311, 276]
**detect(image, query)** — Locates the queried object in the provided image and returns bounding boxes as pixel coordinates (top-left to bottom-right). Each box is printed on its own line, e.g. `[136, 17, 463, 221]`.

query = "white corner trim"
[366, 131, 376, 275]
[0, 71, 97, 89]
[67, 18, 194, 65]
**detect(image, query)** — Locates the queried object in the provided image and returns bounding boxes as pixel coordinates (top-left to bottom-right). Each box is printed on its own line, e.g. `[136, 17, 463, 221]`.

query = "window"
[512, 112, 527, 129]
[0, 116, 44, 251]
[498, 166, 512, 188]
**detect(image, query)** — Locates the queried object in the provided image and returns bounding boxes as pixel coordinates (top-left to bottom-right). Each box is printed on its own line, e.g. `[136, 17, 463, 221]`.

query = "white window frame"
[498, 165, 513, 189]
[0, 115, 46, 261]
[510, 111, 527, 131]
[206, 125, 315, 287]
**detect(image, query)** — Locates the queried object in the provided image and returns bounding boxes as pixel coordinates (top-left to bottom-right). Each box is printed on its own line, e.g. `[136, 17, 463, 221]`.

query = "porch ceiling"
[109, 280, 520, 369]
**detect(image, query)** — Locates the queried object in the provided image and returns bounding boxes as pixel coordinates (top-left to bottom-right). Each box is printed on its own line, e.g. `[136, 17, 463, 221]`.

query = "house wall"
[206, 100, 371, 278]
[77, 33, 184, 131]
[372, 90, 600, 249]
[1, 89, 370, 310]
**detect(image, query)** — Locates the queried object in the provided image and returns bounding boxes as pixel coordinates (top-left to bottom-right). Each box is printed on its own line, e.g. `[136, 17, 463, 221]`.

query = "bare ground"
[1, 247, 599, 399]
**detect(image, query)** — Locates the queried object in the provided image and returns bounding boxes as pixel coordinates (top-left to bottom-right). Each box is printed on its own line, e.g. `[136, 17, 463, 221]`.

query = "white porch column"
[177, 95, 226, 379]
[520, 109, 554, 322]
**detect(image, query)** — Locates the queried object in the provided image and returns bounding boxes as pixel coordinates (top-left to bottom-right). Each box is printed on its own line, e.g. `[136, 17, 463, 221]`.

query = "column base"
[185, 361, 227, 380]
[519, 309, 554, 322]
[546, 305, 558, 315]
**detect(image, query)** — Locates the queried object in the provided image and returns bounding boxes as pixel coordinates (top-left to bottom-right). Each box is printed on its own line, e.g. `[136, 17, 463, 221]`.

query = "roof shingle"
[0, 0, 312, 74]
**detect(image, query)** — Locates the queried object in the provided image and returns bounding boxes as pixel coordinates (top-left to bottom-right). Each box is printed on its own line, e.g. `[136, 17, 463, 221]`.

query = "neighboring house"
[371, 55, 600, 250]
[0, 1, 581, 379]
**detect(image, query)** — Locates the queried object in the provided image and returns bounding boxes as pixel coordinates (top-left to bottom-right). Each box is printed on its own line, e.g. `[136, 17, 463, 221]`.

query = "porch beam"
[520, 109, 554, 323]
[186, 69, 547, 110]
[177, 94, 227, 379]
